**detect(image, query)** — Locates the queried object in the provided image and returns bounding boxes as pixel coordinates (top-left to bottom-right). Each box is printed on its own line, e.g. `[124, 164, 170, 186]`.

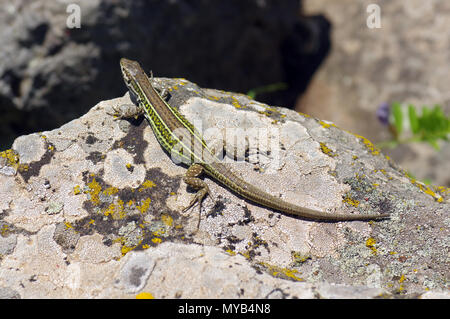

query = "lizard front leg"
[182, 163, 211, 227]
[107, 101, 144, 120]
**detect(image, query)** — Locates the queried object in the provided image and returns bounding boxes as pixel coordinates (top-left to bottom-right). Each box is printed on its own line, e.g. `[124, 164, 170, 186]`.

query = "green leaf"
[408, 105, 419, 134]
[391, 102, 403, 135]
[427, 138, 440, 150]
[246, 90, 256, 99]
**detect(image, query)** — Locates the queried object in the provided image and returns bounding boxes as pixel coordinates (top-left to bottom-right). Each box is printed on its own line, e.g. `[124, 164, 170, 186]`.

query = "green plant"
[246, 82, 288, 100]
[377, 102, 450, 150]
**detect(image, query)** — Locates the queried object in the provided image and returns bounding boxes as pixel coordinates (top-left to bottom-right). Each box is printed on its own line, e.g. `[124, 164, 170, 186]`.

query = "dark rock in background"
[0, 0, 330, 148]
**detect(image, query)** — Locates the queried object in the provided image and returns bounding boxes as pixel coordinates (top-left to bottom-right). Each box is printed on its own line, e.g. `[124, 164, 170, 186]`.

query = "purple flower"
[376, 102, 390, 126]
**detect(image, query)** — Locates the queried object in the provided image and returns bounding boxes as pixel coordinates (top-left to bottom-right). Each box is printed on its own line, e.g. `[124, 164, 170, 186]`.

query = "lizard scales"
[118, 58, 389, 222]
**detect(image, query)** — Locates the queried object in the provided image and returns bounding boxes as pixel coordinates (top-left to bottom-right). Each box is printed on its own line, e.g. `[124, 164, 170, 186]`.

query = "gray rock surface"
[0, 77, 448, 298]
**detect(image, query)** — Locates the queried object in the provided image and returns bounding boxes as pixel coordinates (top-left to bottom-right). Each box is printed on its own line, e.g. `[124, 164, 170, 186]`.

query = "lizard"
[112, 58, 389, 222]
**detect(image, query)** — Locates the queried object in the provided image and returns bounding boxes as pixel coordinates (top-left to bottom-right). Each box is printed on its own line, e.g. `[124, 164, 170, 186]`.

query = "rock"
[0, 77, 448, 298]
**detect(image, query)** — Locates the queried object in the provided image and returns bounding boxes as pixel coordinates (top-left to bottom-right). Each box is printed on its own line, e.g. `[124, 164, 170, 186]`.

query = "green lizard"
[113, 58, 389, 222]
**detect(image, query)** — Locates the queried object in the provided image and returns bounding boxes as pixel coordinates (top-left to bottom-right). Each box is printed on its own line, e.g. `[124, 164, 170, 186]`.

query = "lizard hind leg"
[182, 163, 211, 227]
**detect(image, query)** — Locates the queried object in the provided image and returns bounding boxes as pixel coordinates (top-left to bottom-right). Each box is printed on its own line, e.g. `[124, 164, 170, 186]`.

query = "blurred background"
[0, 0, 449, 186]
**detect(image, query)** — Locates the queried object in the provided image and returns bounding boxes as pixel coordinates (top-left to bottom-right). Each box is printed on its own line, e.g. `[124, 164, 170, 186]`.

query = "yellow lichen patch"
[239, 251, 251, 259]
[260, 262, 304, 282]
[121, 245, 135, 255]
[373, 168, 386, 175]
[87, 178, 102, 205]
[231, 96, 246, 109]
[136, 292, 155, 299]
[319, 142, 337, 157]
[0, 224, 9, 237]
[161, 214, 173, 227]
[353, 133, 380, 156]
[115, 236, 142, 256]
[139, 179, 156, 192]
[342, 195, 360, 208]
[297, 111, 310, 118]
[319, 120, 336, 128]
[64, 222, 73, 229]
[207, 95, 220, 101]
[136, 198, 151, 214]
[104, 200, 126, 219]
[225, 249, 236, 256]
[152, 227, 167, 237]
[409, 178, 444, 202]
[73, 185, 82, 195]
[365, 237, 378, 255]
[0, 149, 20, 169]
[103, 186, 118, 196]
[291, 251, 311, 264]
[103, 203, 115, 217]
[275, 268, 304, 282]
[142, 244, 150, 249]
[435, 185, 449, 196]
[151, 237, 162, 244]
